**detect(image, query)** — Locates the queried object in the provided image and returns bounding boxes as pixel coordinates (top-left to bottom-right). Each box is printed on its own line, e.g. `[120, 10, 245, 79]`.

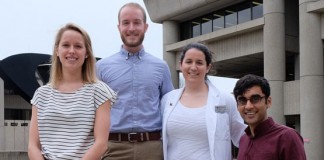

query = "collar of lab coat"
[162, 80, 223, 160]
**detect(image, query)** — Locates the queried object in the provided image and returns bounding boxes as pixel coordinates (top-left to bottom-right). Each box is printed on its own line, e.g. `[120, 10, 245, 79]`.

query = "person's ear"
[117, 24, 121, 32]
[144, 23, 148, 33]
[266, 96, 272, 108]
[207, 64, 211, 73]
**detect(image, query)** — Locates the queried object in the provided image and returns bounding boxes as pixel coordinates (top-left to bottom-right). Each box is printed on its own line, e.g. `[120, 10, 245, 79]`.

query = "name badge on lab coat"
[215, 105, 226, 114]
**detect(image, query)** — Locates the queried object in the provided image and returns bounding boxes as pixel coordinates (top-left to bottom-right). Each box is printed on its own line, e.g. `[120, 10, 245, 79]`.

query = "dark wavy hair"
[180, 42, 212, 66]
[180, 43, 213, 79]
[233, 74, 271, 100]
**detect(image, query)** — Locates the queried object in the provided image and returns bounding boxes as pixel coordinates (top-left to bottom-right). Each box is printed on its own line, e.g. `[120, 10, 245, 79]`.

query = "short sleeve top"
[30, 81, 117, 160]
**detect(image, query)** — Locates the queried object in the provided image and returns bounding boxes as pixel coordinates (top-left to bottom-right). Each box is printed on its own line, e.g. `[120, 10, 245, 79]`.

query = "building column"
[0, 78, 4, 150]
[163, 21, 179, 88]
[263, 0, 285, 124]
[299, 1, 324, 159]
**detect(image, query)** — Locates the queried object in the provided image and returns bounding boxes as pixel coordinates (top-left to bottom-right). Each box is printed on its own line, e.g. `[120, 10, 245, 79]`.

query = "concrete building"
[1, 1, 324, 159]
[0, 53, 50, 159]
[144, 0, 324, 159]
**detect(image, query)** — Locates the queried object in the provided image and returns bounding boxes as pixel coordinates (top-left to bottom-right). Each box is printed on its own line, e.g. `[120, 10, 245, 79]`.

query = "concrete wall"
[284, 80, 300, 115]
[0, 78, 4, 151]
[1, 77, 30, 152]
[5, 95, 31, 110]
[164, 18, 264, 52]
[300, 1, 324, 159]
[0, 152, 28, 160]
[4, 120, 29, 151]
[210, 29, 263, 61]
[118, 0, 324, 158]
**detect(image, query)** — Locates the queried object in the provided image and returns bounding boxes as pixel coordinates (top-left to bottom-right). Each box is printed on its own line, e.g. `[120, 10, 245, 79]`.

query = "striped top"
[31, 81, 117, 160]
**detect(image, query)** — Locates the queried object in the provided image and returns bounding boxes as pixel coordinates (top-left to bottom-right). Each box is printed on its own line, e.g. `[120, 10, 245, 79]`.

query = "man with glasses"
[233, 74, 306, 160]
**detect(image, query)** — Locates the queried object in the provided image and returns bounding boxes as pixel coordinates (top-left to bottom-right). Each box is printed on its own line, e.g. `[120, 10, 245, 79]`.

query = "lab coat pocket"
[215, 112, 230, 140]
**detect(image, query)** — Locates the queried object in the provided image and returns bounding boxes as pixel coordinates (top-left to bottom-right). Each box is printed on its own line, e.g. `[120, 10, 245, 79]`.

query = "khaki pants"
[101, 140, 163, 160]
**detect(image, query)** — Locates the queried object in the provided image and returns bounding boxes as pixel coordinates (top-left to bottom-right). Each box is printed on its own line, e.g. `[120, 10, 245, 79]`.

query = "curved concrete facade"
[263, 0, 285, 124]
[144, 0, 324, 158]
[0, 53, 51, 155]
[300, 1, 324, 159]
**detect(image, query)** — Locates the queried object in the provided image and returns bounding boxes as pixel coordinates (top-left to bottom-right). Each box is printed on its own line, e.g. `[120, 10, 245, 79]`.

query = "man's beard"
[121, 34, 145, 48]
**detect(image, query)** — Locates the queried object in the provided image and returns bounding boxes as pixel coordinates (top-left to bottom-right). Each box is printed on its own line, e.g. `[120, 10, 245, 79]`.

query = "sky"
[0, 0, 162, 60]
[0, 0, 238, 92]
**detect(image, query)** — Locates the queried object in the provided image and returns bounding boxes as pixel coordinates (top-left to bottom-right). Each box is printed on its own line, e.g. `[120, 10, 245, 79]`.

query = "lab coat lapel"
[162, 88, 184, 158]
[206, 81, 221, 160]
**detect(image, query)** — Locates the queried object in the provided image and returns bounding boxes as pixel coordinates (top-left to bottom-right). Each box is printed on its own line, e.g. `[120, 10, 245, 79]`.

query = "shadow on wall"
[0, 53, 51, 102]
[0, 151, 28, 160]
[0, 54, 102, 103]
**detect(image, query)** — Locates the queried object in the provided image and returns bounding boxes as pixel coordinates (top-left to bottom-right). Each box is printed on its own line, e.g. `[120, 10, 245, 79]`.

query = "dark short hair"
[233, 74, 271, 99]
[180, 42, 212, 66]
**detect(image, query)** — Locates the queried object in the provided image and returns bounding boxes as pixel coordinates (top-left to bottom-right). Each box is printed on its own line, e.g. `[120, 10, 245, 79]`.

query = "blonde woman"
[28, 23, 116, 160]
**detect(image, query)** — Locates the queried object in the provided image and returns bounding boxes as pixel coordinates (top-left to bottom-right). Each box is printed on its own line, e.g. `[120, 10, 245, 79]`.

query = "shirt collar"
[245, 117, 275, 138]
[120, 46, 146, 60]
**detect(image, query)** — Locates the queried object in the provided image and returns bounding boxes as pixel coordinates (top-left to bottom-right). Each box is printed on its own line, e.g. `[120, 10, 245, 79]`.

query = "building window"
[192, 18, 201, 37]
[252, 0, 263, 19]
[213, 11, 225, 31]
[5, 109, 31, 120]
[202, 15, 213, 35]
[238, 2, 252, 24]
[180, 0, 263, 41]
[180, 21, 191, 40]
[225, 7, 237, 28]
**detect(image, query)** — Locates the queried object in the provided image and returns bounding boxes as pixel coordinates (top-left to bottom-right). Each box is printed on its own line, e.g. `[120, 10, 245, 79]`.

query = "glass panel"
[225, 8, 237, 27]
[180, 21, 192, 40]
[192, 19, 201, 37]
[5, 109, 31, 120]
[237, 2, 251, 24]
[179, 0, 263, 41]
[252, 0, 263, 19]
[213, 11, 224, 31]
[201, 15, 213, 34]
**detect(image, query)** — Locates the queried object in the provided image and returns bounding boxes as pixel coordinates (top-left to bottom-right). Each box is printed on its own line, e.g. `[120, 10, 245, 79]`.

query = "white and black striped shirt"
[31, 81, 116, 160]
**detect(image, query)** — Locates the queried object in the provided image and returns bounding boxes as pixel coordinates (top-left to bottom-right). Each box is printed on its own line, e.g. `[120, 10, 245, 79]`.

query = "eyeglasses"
[236, 95, 266, 106]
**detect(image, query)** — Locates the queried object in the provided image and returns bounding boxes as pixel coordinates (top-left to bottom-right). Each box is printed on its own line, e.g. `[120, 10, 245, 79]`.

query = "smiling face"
[56, 30, 87, 72]
[118, 5, 148, 53]
[180, 48, 211, 84]
[237, 85, 272, 131]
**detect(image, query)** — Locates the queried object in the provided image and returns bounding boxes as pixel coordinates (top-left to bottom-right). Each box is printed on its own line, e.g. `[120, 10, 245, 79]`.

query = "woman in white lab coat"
[161, 42, 246, 160]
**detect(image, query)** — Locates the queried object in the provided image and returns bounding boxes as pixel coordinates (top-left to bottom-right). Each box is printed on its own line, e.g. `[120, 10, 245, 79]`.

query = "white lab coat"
[161, 81, 246, 160]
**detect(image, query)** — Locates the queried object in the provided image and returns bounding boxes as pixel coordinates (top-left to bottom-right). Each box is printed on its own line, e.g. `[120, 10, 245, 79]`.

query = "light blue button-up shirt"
[96, 47, 174, 133]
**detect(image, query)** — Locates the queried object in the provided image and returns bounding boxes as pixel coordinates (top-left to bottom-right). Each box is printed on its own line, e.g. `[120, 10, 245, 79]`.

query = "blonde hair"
[48, 23, 97, 87]
[118, 2, 147, 23]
